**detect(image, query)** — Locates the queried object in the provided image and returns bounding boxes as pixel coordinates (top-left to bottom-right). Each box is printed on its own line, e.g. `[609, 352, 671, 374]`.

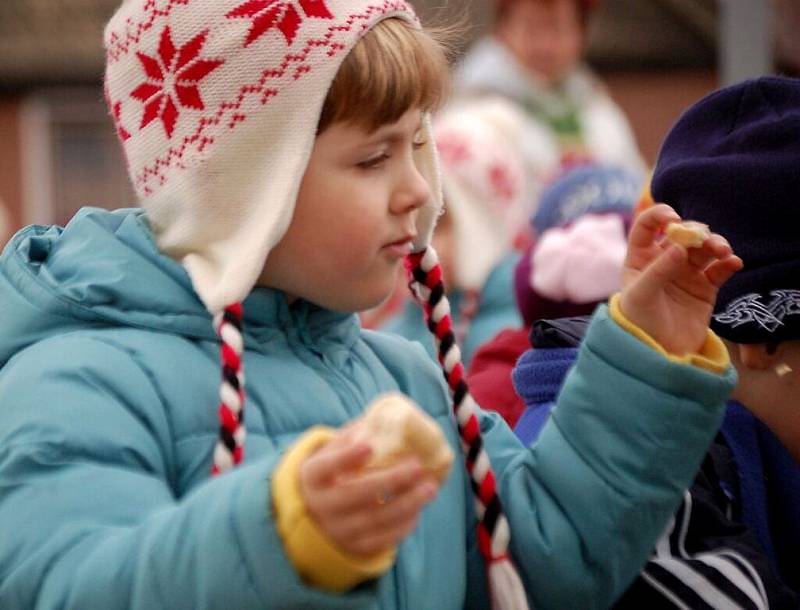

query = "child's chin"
[354, 289, 397, 313]
[317, 285, 397, 314]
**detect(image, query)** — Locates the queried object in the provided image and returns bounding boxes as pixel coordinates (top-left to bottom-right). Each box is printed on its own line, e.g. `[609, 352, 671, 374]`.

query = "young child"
[468, 163, 639, 427]
[0, 2, 741, 609]
[381, 99, 529, 365]
[648, 75, 800, 598]
[513, 77, 800, 607]
[455, 0, 646, 202]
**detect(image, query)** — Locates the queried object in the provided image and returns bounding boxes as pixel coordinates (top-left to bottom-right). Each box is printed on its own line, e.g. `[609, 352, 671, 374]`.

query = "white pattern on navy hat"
[714, 290, 800, 333]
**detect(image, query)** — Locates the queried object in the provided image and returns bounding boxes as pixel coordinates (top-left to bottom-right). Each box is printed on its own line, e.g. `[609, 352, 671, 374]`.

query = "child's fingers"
[317, 475, 438, 555]
[631, 242, 689, 293]
[686, 234, 732, 270]
[333, 476, 438, 542]
[704, 255, 744, 288]
[324, 457, 424, 514]
[342, 512, 422, 557]
[362, 478, 439, 530]
[627, 204, 681, 251]
[301, 436, 372, 487]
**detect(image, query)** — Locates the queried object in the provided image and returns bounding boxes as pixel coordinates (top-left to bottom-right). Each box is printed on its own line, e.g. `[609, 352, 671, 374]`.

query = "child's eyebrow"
[361, 122, 424, 147]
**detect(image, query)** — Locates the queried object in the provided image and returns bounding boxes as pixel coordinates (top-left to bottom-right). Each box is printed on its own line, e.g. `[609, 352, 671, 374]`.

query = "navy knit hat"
[652, 76, 800, 344]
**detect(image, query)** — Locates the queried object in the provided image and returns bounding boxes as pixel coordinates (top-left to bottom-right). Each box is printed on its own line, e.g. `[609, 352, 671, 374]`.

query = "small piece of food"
[775, 363, 793, 378]
[352, 393, 454, 483]
[665, 221, 710, 248]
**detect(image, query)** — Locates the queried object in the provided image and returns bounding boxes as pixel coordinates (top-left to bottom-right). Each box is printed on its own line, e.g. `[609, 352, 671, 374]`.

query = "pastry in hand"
[665, 221, 710, 248]
[352, 393, 454, 484]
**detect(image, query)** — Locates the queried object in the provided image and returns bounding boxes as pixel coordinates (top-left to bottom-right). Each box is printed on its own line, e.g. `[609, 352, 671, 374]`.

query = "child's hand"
[620, 204, 743, 356]
[299, 426, 440, 557]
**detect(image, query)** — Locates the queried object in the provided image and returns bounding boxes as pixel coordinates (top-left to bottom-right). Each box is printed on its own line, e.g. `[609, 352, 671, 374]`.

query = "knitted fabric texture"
[651, 76, 800, 344]
[104, 0, 442, 313]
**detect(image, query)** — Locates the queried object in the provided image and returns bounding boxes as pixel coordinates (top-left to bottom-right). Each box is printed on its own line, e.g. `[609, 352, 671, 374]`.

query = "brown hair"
[318, 18, 452, 133]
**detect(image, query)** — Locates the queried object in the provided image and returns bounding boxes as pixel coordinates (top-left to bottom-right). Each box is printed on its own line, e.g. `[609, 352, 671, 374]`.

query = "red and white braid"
[211, 303, 246, 476]
[405, 247, 530, 610]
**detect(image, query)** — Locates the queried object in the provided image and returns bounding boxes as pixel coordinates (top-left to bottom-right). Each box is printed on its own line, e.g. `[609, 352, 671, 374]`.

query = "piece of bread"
[352, 393, 454, 483]
[775, 363, 793, 378]
[665, 221, 710, 248]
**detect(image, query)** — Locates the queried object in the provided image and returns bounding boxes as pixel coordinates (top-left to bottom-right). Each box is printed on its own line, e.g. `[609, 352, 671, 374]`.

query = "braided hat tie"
[406, 248, 529, 610]
[211, 304, 246, 475]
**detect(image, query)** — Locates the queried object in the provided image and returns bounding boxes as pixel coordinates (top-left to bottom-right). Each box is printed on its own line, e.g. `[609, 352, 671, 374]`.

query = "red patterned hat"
[104, 0, 442, 313]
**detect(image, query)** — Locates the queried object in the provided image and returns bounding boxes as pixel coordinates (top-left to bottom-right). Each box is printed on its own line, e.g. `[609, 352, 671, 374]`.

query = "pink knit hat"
[104, 2, 528, 607]
[516, 164, 639, 326]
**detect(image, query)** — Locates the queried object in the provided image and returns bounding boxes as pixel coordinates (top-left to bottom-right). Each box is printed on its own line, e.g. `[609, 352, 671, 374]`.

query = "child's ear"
[737, 343, 777, 371]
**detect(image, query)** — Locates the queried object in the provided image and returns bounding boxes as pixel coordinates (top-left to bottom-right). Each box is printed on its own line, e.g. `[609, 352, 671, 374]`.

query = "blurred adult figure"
[455, 0, 646, 207]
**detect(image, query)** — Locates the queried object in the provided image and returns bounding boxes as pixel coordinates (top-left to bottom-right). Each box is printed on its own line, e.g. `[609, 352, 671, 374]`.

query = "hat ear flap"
[412, 114, 444, 253]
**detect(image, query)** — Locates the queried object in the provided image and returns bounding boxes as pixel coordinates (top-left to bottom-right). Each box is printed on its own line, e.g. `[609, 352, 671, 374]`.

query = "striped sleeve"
[615, 443, 797, 609]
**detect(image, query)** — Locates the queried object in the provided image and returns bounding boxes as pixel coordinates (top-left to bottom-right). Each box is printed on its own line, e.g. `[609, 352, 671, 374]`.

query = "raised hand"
[299, 425, 440, 557]
[620, 204, 743, 356]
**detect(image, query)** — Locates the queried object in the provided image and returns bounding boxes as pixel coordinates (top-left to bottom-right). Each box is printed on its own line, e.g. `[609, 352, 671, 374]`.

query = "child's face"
[258, 109, 430, 311]
[727, 339, 800, 461]
[496, 0, 584, 84]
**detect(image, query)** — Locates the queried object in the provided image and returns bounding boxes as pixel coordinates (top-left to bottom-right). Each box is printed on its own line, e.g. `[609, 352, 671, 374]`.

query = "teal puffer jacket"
[0, 208, 736, 609]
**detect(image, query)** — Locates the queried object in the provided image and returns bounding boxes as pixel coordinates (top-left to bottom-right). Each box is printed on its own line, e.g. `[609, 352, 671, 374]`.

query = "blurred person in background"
[467, 163, 640, 428]
[455, 0, 646, 206]
[381, 99, 530, 366]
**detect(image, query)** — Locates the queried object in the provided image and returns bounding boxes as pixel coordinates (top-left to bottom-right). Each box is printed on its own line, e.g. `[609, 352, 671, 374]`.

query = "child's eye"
[413, 139, 427, 150]
[358, 154, 390, 170]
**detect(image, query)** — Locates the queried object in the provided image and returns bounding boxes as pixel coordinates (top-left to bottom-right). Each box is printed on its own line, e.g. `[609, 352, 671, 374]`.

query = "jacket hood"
[0, 208, 219, 367]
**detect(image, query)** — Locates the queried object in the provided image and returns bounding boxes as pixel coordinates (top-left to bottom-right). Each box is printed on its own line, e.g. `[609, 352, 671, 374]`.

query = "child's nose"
[392, 161, 430, 215]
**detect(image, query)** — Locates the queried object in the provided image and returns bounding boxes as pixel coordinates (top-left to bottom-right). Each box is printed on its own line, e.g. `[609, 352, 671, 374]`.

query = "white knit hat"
[434, 98, 528, 291]
[104, 0, 442, 313]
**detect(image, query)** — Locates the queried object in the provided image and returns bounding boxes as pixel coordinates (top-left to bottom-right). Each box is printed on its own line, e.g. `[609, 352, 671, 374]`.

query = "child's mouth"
[382, 236, 415, 257]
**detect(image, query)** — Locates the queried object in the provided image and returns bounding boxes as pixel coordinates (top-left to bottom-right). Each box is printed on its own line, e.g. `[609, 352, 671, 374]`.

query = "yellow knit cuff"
[609, 294, 730, 374]
[272, 426, 396, 592]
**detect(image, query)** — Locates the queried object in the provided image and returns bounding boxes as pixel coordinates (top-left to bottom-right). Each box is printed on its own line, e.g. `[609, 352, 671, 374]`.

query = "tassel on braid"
[405, 247, 530, 610]
[211, 303, 246, 476]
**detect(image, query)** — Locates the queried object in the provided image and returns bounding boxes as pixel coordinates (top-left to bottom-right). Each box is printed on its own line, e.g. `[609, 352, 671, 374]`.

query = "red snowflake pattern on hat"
[227, 0, 334, 46]
[131, 26, 224, 138]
